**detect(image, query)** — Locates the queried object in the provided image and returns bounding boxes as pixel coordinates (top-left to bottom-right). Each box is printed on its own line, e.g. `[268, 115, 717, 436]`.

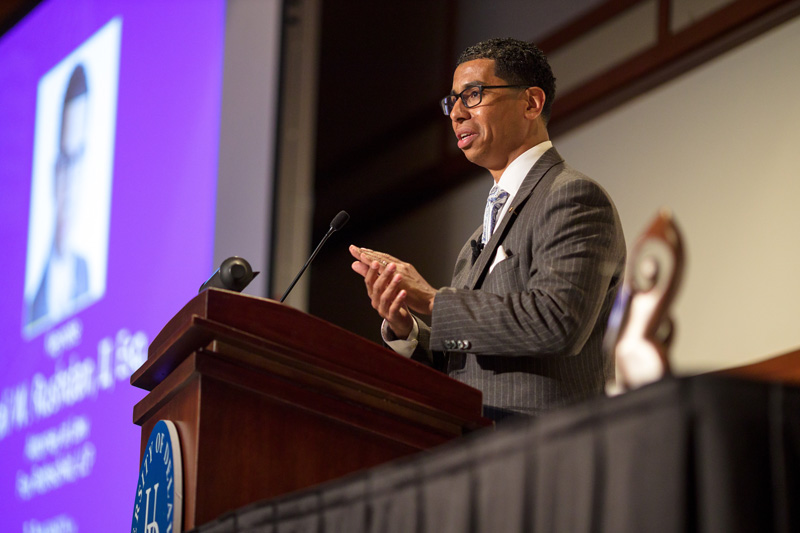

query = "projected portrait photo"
[23, 18, 121, 337]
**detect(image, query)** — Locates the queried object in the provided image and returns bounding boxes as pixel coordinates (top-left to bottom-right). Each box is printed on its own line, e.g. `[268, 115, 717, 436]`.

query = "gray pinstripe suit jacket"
[410, 147, 626, 417]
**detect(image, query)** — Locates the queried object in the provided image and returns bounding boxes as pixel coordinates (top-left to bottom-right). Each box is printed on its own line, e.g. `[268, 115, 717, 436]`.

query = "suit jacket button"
[444, 340, 454, 350]
[463, 340, 471, 350]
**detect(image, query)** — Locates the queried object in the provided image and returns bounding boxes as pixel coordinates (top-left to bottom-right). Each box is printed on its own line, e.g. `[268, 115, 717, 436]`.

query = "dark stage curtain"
[191, 375, 800, 533]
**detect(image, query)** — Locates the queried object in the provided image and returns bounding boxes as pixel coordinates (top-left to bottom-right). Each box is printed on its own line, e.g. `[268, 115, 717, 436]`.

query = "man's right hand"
[349, 245, 414, 339]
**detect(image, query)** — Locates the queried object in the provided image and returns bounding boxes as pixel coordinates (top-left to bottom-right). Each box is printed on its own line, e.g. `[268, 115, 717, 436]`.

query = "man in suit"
[349, 38, 626, 421]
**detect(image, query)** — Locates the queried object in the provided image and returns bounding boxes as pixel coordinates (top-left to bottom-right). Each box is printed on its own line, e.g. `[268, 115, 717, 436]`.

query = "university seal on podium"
[131, 420, 183, 533]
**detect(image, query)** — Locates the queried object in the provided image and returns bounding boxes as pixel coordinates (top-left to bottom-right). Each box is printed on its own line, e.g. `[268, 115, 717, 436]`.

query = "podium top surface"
[131, 289, 489, 428]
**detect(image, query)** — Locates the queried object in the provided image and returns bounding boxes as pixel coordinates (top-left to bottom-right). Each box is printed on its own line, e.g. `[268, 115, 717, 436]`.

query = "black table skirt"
[192, 375, 800, 533]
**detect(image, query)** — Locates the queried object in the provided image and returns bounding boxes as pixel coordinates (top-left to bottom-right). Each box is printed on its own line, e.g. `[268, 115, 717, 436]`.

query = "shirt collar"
[495, 140, 553, 200]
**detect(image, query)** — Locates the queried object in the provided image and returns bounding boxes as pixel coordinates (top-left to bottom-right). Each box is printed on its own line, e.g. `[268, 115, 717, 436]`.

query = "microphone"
[199, 256, 259, 293]
[280, 210, 349, 303]
[470, 239, 484, 263]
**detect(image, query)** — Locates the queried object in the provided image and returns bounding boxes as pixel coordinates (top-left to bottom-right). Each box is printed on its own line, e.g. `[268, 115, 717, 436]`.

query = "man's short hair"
[457, 38, 556, 123]
[60, 64, 88, 150]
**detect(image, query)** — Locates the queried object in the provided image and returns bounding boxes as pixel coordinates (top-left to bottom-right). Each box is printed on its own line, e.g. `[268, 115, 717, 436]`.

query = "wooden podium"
[131, 289, 491, 530]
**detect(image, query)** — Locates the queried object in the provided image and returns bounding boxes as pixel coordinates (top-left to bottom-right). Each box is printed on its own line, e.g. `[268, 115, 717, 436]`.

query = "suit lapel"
[464, 147, 565, 289]
[451, 225, 482, 289]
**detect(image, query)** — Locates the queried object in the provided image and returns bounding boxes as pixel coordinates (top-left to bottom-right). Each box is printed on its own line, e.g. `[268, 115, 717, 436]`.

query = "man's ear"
[523, 87, 546, 120]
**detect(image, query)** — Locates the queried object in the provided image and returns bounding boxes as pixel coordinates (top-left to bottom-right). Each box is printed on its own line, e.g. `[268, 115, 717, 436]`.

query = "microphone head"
[330, 210, 350, 231]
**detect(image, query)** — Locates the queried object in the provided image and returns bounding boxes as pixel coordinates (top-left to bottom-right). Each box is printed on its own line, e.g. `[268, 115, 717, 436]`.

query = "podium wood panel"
[132, 289, 491, 530]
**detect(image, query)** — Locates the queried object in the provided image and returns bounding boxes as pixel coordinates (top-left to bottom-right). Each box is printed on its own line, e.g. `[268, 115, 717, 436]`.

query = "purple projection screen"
[0, 0, 228, 530]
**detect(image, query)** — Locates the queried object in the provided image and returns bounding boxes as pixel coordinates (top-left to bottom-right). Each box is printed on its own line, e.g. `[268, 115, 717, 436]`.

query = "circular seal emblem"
[131, 420, 183, 533]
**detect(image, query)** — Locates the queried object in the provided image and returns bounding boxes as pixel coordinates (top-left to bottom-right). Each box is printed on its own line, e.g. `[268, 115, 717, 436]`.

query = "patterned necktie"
[482, 184, 510, 244]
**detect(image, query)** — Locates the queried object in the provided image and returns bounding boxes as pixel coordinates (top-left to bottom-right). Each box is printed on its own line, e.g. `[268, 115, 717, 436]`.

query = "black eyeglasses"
[440, 84, 530, 115]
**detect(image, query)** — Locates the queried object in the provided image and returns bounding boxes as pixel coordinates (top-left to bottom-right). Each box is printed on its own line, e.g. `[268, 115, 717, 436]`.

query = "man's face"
[55, 94, 88, 253]
[449, 59, 530, 177]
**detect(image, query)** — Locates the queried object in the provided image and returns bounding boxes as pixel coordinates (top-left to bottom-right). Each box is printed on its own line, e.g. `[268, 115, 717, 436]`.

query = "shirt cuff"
[381, 318, 419, 358]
